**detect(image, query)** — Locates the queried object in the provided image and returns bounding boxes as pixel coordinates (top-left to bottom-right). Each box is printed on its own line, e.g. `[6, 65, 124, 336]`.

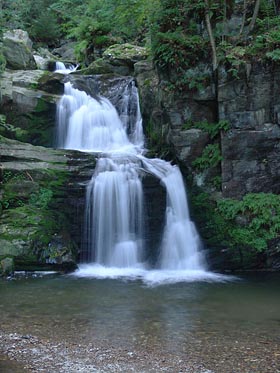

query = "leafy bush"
[183, 119, 229, 139]
[192, 144, 222, 171]
[191, 191, 280, 255]
[217, 193, 280, 252]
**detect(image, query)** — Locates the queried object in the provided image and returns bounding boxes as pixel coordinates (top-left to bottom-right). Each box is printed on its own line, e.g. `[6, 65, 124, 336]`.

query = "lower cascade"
[56, 78, 223, 284]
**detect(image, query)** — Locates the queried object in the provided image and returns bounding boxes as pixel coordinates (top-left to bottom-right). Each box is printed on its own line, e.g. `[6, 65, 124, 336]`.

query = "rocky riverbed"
[1, 324, 279, 372]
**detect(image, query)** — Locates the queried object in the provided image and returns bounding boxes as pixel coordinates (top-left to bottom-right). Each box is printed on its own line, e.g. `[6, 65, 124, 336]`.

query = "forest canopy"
[1, 0, 280, 72]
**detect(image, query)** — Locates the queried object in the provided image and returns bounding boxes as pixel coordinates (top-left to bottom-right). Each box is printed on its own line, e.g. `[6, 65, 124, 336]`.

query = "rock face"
[0, 69, 63, 146]
[219, 63, 280, 198]
[52, 41, 77, 61]
[3, 29, 37, 70]
[135, 62, 217, 182]
[136, 61, 280, 198]
[0, 136, 97, 275]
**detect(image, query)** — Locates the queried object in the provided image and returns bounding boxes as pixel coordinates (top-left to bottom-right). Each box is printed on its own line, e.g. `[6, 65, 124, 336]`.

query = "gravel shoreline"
[0, 330, 212, 372]
[1, 329, 280, 373]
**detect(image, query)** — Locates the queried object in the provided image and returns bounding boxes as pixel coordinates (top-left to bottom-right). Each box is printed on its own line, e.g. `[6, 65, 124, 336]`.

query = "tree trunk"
[247, 0, 261, 35]
[204, 0, 218, 71]
[239, 0, 247, 36]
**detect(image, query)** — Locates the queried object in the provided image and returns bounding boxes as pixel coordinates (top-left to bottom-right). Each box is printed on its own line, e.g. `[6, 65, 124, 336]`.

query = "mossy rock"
[0, 257, 14, 276]
[37, 71, 65, 94]
[81, 59, 122, 75]
[103, 43, 149, 67]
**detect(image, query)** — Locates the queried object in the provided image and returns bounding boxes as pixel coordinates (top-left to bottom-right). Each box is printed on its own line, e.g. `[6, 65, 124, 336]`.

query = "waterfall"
[141, 157, 204, 270]
[85, 156, 144, 268]
[56, 82, 136, 153]
[55, 78, 222, 284]
[55, 62, 78, 74]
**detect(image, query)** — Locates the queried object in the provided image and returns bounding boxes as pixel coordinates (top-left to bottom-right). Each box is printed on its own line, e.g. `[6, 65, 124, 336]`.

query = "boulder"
[3, 29, 37, 70]
[102, 43, 149, 74]
[0, 257, 14, 276]
[0, 70, 62, 146]
[52, 41, 77, 61]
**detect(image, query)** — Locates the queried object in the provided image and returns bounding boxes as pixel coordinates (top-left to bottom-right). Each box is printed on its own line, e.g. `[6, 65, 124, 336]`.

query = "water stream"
[56, 79, 225, 284]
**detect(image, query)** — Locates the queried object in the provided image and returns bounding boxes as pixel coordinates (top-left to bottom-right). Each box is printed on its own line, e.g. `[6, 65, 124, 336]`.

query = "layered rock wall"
[219, 64, 280, 197]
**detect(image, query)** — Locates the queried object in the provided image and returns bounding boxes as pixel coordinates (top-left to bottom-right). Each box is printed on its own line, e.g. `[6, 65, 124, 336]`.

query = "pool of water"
[0, 272, 280, 371]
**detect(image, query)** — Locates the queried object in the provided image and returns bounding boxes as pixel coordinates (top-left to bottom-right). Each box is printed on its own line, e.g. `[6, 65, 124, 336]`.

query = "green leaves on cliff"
[217, 193, 280, 252]
[192, 144, 222, 171]
[192, 191, 280, 255]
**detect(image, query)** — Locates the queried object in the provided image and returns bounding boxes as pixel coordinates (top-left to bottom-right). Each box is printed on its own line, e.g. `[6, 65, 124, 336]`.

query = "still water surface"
[0, 272, 279, 371]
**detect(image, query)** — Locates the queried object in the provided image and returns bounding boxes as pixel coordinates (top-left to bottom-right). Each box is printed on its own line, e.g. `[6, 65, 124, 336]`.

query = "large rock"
[3, 29, 37, 70]
[52, 41, 77, 61]
[0, 70, 63, 146]
[0, 136, 96, 272]
[102, 43, 149, 74]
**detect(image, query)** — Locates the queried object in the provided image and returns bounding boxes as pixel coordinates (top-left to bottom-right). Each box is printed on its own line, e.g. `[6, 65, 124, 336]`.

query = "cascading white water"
[118, 81, 144, 148]
[55, 62, 78, 74]
[85, 156, 144, 268]
[140, 157, 204, 270]
[56, 82, 137, 152]
[55, 78, 227, 284]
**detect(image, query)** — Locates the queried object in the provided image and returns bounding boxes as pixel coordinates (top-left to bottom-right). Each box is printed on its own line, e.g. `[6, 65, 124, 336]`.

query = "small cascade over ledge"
[56, 77, 226, 285]
[55, 62, 78, 74]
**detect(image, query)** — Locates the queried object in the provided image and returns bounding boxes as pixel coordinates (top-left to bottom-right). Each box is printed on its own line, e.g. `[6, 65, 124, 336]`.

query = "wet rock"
[3, 29, 36, 70]
[0, 257, 14, 276]
[219, 63, 280, 197]
[0, 136, 96, 271]
[0, 70, 61, 146]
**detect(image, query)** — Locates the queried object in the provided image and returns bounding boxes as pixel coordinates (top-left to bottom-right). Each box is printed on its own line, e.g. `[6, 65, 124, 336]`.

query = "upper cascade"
[56, 81, 144, 153]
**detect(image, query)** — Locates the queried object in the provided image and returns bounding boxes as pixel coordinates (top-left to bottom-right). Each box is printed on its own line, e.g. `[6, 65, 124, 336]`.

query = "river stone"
[3, 29, 36, 70]
[0, 239, 27, 257]
[0, 257, 14, 276]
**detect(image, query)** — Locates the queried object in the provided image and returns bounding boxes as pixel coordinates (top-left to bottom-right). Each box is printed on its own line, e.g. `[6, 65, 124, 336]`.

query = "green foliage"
[65, 0, 158, 62]
[183, 119, 229, 139]
[217, 193, 280, 252]
[192, 144, 222, 171]
[191, 191, 280, 256]
[218, 43, 247, 78]
[29, 12, 61, 43]
[266, 49, 280, 61]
